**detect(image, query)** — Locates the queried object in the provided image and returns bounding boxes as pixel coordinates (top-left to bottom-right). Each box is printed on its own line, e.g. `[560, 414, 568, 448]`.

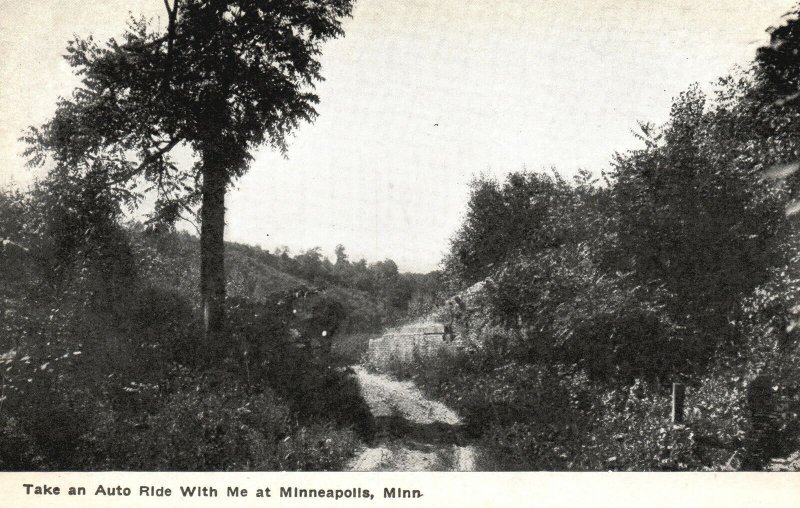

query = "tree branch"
[119, 1, 176, 53]
[135, 137, 182, 174]
[120, 35, 168, 52]
[179, 204, 202, 235]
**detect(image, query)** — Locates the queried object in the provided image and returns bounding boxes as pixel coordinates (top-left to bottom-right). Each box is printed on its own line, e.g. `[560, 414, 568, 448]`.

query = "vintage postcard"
[1, 1, 800, 506]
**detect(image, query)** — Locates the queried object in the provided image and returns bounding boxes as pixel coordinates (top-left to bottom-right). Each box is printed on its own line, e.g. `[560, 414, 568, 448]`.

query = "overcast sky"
[1, 0, 797, 272]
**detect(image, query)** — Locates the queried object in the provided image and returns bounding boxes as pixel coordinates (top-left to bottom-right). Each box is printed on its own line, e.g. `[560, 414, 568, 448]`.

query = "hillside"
[131, 228, 401, 366]
[131, 228, 406, 361]
[133, 228, 306, 299]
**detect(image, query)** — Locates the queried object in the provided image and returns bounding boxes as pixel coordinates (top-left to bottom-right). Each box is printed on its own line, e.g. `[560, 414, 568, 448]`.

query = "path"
[347, 366, 477, 471]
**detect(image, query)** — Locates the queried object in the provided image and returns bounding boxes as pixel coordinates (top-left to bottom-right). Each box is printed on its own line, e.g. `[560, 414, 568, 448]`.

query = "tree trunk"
[200, 149, 227, 345]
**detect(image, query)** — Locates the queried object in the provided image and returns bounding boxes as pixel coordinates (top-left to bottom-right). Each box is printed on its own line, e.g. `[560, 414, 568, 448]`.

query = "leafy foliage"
[417, 8, 800, 471]
[24, 0, 356, 219]
[0, 185, 374, 471]
[610, 84, 786, 342]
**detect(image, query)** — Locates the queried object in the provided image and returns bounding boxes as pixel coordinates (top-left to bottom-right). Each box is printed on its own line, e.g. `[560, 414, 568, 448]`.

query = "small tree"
[25, 0, 354, 344]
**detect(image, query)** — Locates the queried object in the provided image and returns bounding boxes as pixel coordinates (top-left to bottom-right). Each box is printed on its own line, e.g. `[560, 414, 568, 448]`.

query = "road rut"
[347, 366, 477, 471]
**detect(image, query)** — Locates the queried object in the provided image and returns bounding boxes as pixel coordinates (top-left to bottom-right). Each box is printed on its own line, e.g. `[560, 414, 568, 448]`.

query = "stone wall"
[367, 323, 458, 367]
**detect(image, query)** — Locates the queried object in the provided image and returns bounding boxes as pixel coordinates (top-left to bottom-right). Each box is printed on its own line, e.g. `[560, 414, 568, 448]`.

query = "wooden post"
[672, 383, 686, 424]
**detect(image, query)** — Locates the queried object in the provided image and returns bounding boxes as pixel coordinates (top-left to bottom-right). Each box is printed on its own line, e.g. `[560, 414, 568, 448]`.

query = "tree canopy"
[26, 0, 354, 220]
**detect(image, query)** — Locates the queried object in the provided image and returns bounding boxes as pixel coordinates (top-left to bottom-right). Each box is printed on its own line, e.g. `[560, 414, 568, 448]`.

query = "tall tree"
[24, 0, 354, 343]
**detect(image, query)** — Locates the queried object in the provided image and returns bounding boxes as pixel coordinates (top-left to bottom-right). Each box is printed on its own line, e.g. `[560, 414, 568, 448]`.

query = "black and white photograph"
[3, 0, 800, 486]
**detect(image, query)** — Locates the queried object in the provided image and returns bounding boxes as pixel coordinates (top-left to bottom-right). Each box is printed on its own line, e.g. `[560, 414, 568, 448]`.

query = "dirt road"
[347, 366, 477, 471]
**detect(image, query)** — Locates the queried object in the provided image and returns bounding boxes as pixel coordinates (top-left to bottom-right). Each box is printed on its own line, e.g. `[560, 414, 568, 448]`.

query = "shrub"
[390, 338, 761, 471]
[76, 370, 359, 471]
[0, 258, 367, 470]
[485, 244, 685, 383]
[0, 414, 46, 470]
[92, 377, 291, 470]
[277, 424, 360, 471]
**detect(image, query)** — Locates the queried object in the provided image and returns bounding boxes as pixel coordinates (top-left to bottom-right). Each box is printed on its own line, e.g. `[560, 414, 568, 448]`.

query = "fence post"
[672, 383, 686, 424]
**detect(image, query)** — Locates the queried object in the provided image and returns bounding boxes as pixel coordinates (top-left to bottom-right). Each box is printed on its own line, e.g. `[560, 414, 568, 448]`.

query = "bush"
[385, 337, 766, 471]
[484, 244, 686, 383]
[90, 377, 290, 470]
[71, 368, 359, 471]
[0, 414, 46, 470]
[277, 424, 360, 471]
[224, 297, 375, 438]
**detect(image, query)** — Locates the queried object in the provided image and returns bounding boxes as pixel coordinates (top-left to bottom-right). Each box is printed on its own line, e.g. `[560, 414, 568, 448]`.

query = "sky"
[1, 0, 797, 272]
